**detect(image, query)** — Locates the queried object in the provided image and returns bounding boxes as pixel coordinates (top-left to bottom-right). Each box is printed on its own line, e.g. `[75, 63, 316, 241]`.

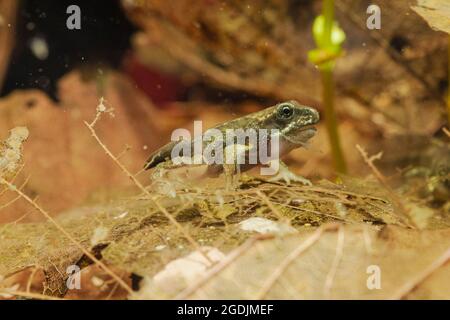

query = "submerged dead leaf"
[177, 225, 450, 300]
[0, 71, 162, 223]
[134, 247, 225, 299]
[412, 0, 450, 33]
[0, 175, 449, 299]
[0, 126, 28, 180]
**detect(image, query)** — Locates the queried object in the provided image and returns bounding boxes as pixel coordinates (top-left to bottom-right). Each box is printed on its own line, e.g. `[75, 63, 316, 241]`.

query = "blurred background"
[0, 0, 448, 223]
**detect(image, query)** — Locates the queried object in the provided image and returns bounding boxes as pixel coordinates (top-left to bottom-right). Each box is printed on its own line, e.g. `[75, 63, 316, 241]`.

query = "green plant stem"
[321, 68, 347, 174]
[317, 0, 347, 174]
[323, 0, 334, 47]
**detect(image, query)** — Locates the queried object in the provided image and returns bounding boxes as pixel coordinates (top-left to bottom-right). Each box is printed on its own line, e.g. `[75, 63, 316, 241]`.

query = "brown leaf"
[412, 0, 450, 34]
[0, 70, 162, 223]
[175, 224, 450, 299]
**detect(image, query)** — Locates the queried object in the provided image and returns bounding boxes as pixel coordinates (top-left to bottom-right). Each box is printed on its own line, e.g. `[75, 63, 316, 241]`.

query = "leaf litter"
[0, 99, 449, 299]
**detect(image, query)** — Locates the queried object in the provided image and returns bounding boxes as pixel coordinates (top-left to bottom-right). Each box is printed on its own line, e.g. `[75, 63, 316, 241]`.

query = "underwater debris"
[412, 0, 450, 34]
[239, 217, 296, 235]
[1, 171, 449, 299]
[133, 246, 225, 299]
[0, 127, 28, 180]
[0, 0, 448, 303]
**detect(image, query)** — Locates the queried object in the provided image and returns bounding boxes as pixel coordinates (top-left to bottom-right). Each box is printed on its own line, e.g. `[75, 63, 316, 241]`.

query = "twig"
[0, 289, 65, 300]
[0, 175, 31, 211]
[443, 127, 450, 138]
[390, 247, 450, 299]
[255, 190, 285, 222]
[356, 144, 415, 228]
[0, 177, 133, 295]
[323, 224, 345, 298]
[0, 164, 25, 198]
[176, 234, 273, 299]
[26, 267, 40, 294]
[355, 145, 387, 185]
[362, 225, 374, 255]
[246, 195, 351, 222]
[256, 224, 339, 299]
[84, 118, 210, 263]
[106, 281, 120, 300]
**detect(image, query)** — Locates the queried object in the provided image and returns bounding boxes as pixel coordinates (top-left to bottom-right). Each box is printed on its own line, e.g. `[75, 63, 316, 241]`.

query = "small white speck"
[239, 217, 296, 235]
[0, 284, 20, 299]
[29, 37, 49, 60]
[292, 199, 305, 205]
[90, 226, 109, 246]
[91, 276, 104, 287]
[148, 247, 225, 295]
[114, 211, 128, 219]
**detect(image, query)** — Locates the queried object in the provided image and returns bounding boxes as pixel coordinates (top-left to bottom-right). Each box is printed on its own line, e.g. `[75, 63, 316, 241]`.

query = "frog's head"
[273, 101, 320, 145]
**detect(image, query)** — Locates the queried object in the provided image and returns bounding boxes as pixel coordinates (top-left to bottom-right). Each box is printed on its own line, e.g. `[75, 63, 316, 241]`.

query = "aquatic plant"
[308, 0, 347, 174]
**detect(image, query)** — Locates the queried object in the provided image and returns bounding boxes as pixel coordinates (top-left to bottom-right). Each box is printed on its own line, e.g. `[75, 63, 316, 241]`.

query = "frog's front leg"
[148, 159, 180, 197]
[151, 160, 172, 180]
[267, 160, 312, 186]
[222, 163, 238, 190]
[221, 143, 248, 190]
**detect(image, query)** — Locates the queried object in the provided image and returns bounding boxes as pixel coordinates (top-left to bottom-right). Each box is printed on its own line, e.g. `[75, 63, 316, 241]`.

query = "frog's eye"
[277, 103, 294, 120]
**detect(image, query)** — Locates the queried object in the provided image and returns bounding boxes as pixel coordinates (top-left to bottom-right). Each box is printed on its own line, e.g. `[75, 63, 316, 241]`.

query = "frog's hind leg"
[268, 160, 312, 186]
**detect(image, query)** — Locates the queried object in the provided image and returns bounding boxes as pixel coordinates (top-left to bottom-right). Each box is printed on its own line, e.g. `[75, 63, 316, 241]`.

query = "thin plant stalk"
[320, 0, 347, 174]
[323, 0, 334, 46]
[321, 68, 347, 173]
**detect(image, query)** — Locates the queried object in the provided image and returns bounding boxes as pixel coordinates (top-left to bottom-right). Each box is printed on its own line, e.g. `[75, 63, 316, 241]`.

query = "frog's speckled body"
[144, 100, 320, 172]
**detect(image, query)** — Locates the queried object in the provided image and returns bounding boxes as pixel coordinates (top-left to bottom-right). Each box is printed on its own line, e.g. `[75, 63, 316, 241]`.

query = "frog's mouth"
[284, 125, 317, 145]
